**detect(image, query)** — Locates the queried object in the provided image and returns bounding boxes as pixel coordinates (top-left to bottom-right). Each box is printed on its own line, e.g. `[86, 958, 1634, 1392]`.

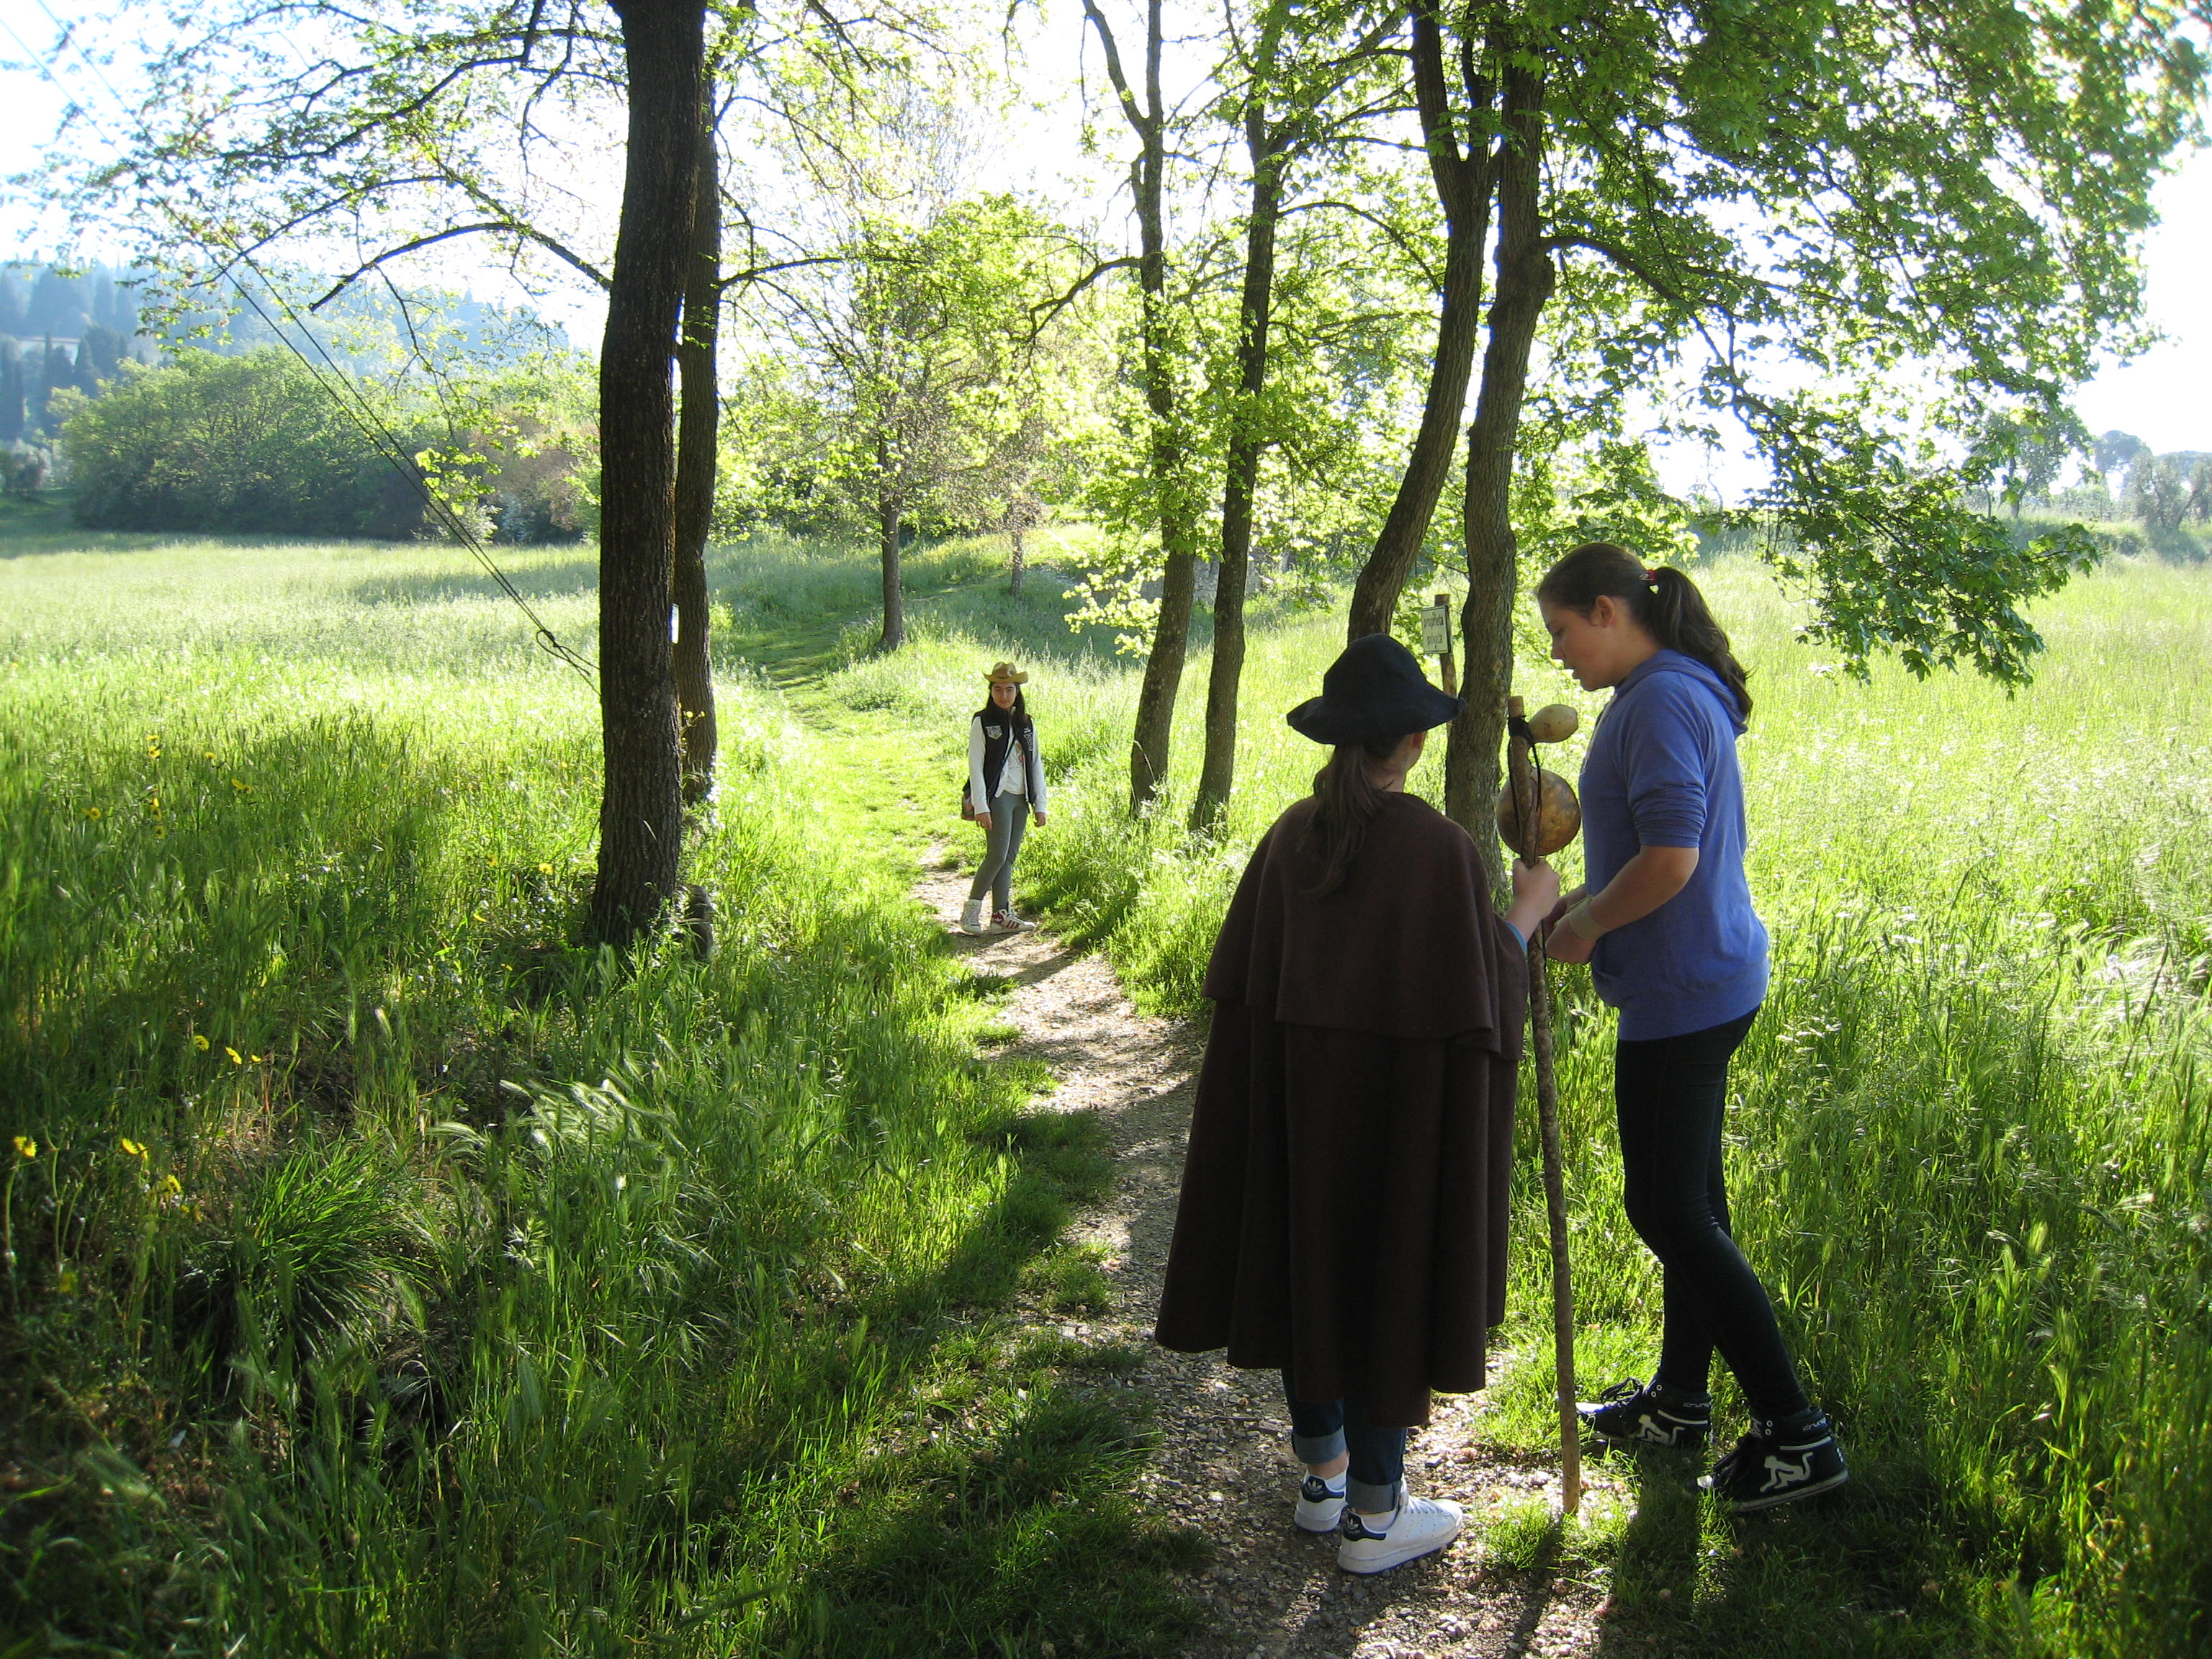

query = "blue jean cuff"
[1346, 1475, 1403, 1516]
[1290, 1428, 1346, 1467]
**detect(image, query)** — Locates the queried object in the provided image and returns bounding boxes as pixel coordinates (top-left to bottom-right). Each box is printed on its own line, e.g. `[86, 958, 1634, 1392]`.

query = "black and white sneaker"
[1336, 1495, 1463, 1574]
[1578, 1377, 1712, 1450]
[1294, 1473, 1346, 1533]
[1700, 1412, 1849, 1511]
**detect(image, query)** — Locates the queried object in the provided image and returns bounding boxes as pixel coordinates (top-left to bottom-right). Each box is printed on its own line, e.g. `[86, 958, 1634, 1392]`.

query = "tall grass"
[1, 535, 1199, 1655]
[13, 521, 2204, 1656]
[790, 536, 2211, 1655]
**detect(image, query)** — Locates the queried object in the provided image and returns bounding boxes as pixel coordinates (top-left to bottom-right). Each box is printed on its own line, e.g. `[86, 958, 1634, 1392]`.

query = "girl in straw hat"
[963, 662, 1048, 935]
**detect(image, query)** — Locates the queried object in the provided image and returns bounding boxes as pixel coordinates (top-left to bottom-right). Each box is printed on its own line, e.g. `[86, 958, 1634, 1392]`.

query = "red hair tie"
[1643, 567, 1660, 585]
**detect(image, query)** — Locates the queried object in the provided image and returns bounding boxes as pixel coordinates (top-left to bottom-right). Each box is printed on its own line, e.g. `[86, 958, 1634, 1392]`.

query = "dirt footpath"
[915, 860, 1621, 1659]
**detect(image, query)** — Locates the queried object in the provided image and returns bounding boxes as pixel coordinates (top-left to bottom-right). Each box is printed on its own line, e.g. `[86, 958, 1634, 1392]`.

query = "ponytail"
[1306, 736, 1403, 895]
[1535, 541, 1753, 720]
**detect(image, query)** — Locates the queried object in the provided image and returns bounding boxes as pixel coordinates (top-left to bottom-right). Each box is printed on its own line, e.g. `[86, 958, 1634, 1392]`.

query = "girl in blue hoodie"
[1534, 541, 1846, 1512]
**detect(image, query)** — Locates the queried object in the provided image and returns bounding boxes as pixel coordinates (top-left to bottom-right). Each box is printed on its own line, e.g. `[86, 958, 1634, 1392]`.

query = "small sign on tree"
[1420, 594, 1452, 657]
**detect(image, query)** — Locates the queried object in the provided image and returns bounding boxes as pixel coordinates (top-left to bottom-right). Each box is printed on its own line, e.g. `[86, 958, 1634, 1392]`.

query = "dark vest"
[974, 708, 1044, 802]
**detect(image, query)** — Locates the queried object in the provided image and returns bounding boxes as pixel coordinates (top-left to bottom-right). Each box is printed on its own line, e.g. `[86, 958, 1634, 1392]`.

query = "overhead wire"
[2, 1, 598, 684]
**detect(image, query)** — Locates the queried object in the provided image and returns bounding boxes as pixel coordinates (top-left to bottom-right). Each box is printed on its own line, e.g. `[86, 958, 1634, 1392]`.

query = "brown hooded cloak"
[1153, 791, 1526, 1428]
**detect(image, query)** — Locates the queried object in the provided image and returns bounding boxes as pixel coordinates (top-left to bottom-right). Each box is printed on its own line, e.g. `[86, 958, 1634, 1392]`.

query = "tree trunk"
[877, 475, 905, 651]
[1008, 520, 1025, 595]
[1345, 0, 1495, 642]
[1086, 0, 1200, 814]
[672, 75, 719, 808]
[1192, 85, 1286, 835]
[589, 0, 704, 947]
[1444, 63, 1554, 887]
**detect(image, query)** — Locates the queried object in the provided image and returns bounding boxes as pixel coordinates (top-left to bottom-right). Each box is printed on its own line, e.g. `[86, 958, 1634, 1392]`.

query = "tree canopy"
[36, 0, 2212, 868]
[60, 350, 429, 536]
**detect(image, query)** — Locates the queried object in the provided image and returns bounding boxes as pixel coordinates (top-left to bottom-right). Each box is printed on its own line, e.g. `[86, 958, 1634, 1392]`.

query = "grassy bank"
[781, 536, 2211, 1657]
[0, 534, 1200, 1655]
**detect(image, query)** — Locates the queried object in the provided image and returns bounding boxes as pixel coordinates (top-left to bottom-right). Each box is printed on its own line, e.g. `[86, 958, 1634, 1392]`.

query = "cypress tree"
[0, 341, 22, 444]
[35, 338, 66, 437]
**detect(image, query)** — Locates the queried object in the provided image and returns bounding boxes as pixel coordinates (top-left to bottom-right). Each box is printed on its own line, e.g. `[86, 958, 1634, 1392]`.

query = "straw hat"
[984, 661, 1030, 684]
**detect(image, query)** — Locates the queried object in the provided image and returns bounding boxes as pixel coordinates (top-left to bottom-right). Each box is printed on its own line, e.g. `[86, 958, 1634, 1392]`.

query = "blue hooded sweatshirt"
[1578, 648, 1768, 1041]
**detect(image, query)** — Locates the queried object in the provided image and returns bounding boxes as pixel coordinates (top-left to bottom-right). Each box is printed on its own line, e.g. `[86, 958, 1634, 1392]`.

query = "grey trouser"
[968, 791, 1029, 912]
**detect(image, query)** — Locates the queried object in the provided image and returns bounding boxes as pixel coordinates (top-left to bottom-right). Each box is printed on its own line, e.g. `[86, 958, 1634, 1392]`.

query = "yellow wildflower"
[160, 1174, 181, 1196]
[120, 1137, 147, 1159]
[538, 863, 554, 875]
[225, 1046, 243, 1066]
[191, 1034, 209, 1051]
[10, 1136, 34, 1159]
[84, 806, 103, 820]
[230, 779, 248, 793]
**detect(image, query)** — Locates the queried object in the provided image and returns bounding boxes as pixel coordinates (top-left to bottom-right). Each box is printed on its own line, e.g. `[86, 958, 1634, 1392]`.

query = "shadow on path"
[906, 855, 1619, 1658]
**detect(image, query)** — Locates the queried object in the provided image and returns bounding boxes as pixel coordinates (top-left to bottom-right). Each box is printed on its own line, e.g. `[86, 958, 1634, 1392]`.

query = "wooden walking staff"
[1422, 596, 1583, 1511]
[1498, 693, 1586, 1514]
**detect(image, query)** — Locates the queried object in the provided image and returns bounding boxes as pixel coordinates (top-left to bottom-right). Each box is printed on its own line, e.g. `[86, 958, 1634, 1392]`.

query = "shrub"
[58, 350, 428, 538]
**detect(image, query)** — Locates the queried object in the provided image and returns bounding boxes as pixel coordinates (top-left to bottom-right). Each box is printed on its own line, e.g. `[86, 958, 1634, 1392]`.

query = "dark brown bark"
[589, 0, 705, 946]
[877, 465, 905, 651]
[1192, 81, 1287, 835]
[1084, 0, 1201, 812]
[1443, 61, 1554, 886]
[1004, 494, 1039, 596]
[673, 75, 719, 808]
[1345, 0, 1496, 641]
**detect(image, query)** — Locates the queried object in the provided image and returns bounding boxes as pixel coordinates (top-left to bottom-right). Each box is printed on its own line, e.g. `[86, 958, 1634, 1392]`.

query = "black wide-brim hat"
[1286, 632, 1465, 745]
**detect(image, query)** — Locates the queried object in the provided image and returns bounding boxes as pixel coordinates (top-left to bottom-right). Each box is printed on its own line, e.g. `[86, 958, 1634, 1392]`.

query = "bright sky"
[1, 0, 2206, 467]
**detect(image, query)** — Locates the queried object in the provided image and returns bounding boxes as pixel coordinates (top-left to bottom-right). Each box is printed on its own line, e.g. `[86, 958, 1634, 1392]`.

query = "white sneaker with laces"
[1294, 1473, 1346, 1533]
[1336, 1494, 1463, 1574]
[959, 899, 989, 935]
[993, 909, 1038, 932]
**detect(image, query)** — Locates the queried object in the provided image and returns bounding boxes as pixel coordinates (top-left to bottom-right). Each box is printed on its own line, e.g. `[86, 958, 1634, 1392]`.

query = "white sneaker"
[1294, 1473, 1346, 1534]
[993, 909, 1038, 932]
[959, 899, 989, 935]
[1336, 1494, 1463, 1574]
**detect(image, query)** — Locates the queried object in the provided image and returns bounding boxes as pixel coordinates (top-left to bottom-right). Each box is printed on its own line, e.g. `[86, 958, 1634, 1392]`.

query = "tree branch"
[1079, 0, 1152, 140]
[310, 220, 609, 310]
[713, 253, 850, 293]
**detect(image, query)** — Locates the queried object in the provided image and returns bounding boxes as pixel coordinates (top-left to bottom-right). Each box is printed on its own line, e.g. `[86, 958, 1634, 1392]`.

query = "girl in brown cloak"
[1155, 633, 1559, 1574]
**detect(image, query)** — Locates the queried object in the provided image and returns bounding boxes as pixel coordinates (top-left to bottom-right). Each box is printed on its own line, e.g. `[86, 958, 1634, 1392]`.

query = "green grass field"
[787, 534, 2212, 1656]
[0, 529, 1201, 1656]
[3, 518, 2208, 1656]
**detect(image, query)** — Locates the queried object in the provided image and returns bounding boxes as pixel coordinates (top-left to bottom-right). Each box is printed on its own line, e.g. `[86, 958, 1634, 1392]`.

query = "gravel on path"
[915, 857, 1627, 1659]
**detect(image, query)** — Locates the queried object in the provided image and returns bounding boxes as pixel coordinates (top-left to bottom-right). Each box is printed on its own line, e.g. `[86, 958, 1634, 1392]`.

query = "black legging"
[1616, 1006, 1809, 1421]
